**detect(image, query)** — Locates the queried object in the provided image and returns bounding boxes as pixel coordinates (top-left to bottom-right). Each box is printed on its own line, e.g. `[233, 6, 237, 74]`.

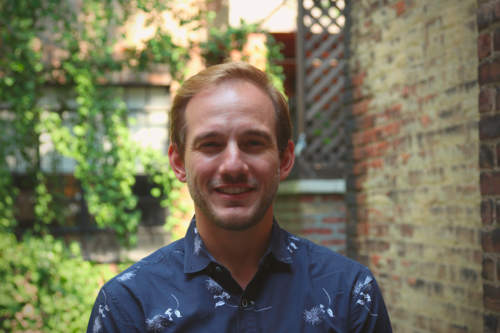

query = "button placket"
[241, 299, 248, 308]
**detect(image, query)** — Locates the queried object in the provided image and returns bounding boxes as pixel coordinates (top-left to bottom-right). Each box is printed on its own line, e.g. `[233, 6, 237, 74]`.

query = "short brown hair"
[169, 61, 292, 159]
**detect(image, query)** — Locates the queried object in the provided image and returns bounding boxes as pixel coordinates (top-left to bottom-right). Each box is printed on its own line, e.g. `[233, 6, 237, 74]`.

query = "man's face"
[171, 80, 292, 231]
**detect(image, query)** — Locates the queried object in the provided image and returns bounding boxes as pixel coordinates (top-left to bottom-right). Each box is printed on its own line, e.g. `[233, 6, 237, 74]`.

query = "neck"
[195, 208, 274, 290]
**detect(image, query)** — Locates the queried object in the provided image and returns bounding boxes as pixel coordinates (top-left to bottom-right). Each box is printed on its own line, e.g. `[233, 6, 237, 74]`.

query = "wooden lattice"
[296, 0, 348, 178]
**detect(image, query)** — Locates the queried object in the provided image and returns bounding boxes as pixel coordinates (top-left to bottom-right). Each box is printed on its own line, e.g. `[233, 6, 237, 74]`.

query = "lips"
[215, 187, 252, 194]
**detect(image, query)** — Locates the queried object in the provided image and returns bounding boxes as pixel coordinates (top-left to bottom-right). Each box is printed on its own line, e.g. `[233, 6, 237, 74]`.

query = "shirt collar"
[183, 216, 293, 274]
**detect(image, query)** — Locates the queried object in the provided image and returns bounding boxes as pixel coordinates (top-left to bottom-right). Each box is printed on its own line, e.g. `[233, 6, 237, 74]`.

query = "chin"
[202, 206, 268, 232]
[210, 213, 261, 231]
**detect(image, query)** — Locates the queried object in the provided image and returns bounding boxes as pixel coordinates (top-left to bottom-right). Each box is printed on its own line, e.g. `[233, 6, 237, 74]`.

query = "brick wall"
[345, 0, 481, 331]
[478, 0, 500, 331]
[274, 194, 347, 255]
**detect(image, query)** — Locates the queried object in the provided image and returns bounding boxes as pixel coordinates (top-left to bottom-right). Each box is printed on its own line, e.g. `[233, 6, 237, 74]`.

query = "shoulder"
[286, 229, 367, 273]
[103, 238, 185, 291]
[88, 239, 187, 332]
[283, 230, 371, 289]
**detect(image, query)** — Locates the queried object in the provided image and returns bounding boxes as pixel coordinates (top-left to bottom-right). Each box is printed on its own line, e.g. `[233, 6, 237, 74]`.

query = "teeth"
[217, 188, 250, 194]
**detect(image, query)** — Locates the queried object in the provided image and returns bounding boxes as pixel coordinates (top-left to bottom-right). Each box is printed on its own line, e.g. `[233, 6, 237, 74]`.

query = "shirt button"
[241, 299, 248, 308]
[206, 266, 212, 273]
[216, 266, 222, 273]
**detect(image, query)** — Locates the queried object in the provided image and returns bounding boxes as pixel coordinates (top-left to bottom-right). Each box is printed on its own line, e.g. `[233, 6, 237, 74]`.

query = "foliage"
[200, 19, 286, 96]
[0, 1, 288, 331]
[0, 0, 200, 245]
[0, 232, 123, 332]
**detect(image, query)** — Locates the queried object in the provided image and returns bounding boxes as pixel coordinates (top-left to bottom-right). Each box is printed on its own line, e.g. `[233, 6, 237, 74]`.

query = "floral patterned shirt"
[87, 217, 392, 332]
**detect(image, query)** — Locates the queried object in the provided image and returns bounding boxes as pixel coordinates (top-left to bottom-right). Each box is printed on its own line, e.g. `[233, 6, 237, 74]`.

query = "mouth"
[215, 187, 253, 195]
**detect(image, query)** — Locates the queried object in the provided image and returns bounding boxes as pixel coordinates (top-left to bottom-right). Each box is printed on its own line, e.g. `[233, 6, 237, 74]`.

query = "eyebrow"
[191, 129, 274, 147]
[243, 129, 273, 143]
[191, 131, 220, 147]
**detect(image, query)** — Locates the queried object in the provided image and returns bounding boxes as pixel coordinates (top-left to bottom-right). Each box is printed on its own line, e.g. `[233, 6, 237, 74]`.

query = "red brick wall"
[274, 194, 347, 254]
[478, 0, 500, 331]
[345, 0, 482, 331]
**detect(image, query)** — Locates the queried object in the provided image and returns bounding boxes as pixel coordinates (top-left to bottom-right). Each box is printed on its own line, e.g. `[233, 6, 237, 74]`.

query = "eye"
[248, 140, 264, 146]
[201, 142, 218, 147]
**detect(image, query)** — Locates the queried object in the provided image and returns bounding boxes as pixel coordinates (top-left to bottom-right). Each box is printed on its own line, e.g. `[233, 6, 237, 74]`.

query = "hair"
[169, 60, 292, 159]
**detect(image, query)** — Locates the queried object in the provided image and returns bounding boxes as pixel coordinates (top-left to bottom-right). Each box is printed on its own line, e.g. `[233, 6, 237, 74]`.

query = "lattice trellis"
[296, 0, 348, 178]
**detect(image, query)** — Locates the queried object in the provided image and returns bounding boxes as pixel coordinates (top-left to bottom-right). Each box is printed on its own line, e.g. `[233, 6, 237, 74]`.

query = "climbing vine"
[0, 1, 287, 330]
[0, 0, 202, 245]
[201, 19, 286, 95]
[0, 1, 285, 245]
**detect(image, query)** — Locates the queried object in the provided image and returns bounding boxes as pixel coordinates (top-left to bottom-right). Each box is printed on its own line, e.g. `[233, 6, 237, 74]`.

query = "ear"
[168, 143, 187, 183]
[279, 140, 295, 181]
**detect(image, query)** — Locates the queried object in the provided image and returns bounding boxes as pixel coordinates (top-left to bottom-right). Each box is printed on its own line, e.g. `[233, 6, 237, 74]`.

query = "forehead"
[183, 80, 276, 140]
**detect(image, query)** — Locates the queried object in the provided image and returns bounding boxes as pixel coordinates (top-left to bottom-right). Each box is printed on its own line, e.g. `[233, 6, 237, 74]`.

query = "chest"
[138, 268, 351, 333]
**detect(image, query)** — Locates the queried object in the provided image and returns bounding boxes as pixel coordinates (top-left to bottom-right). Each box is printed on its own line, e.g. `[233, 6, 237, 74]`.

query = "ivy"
[0, 0, 200, 245]
[1, 1, 287, 330]
[200, 19, 286, 96]
[1, 0, 286, 245]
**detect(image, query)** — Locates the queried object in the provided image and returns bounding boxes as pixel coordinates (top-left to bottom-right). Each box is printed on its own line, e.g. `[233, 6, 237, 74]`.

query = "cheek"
[250, 158, 280, 176]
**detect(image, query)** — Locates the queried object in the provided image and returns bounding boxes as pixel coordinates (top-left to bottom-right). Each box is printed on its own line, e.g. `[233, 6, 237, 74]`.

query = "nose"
[218, 142, 249, 178]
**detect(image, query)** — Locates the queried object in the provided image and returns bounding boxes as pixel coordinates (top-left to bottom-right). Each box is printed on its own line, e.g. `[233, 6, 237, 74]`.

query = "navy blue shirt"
[87, 217, 392, 332]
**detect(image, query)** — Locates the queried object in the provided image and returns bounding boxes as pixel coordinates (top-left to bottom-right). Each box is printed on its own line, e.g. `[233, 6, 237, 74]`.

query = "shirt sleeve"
[348, 270, 393, 333]
[86, 286, 135, 333]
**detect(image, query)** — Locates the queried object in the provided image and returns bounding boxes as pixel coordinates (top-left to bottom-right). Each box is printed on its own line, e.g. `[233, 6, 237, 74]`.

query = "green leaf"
[4, 77, 14, 86]
[73, 125, 86, 136]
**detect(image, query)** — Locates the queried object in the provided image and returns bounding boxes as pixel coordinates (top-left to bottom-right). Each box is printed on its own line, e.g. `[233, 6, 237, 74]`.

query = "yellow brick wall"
[345, 0, 481, 331]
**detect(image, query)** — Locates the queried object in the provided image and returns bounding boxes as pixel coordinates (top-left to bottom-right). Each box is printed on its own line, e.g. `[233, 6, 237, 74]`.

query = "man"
[87, 61, 392, 332]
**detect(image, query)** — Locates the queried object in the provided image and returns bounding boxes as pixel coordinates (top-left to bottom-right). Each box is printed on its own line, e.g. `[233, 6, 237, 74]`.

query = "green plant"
[0, 232, 121, 332]
[200, 19, 286, 96]
[0, 0, 200, 245]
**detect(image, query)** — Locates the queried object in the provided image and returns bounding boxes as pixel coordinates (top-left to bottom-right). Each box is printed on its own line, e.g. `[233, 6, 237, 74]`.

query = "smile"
[215, 187, 252, 194]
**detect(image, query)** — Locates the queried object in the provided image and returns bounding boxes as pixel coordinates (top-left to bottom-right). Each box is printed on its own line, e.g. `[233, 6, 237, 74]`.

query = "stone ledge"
[277, 179, 346, 195]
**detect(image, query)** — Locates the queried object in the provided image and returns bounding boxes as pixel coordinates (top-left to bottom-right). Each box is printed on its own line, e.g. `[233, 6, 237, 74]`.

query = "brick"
[448, 325, 468, 333]
[400, 224, 414, 237]
[480, 172, 500, 195]
[365, 141, 390, 158]
[302, 228, 332, 235]
[478, 57, 500, 85]
[322, 217, 346, 224]
[299, 195, 315, 202]
[356, 193, 366, 206]
[483, 314, 499, 333]
[498, 200, 500, 224]
[355, 175, 366, 190]
[482, 228, 500, 252]
[392, 0, 405, 17]
[479, 89, 493, 113]
[353, 147, 365, 161]
[353, 161, 367, 175]
[479, 33, 492, 60]
[429, 317, 445, 333]
[321, 239, 346, 245]
[480, 145, 495, 169]
[482, 199, 494, 224]
[459, 267, 478, 283]
[495, 29, 500, 53]
[414, 315, 429, 329]
[480, 114, 500, 140]
[497, 143, 500, 166]
[358, 115, 375, 130]
[477, 1, 500, 31]
[420, 114, 432, 128]
[484, 283, 500, 311]
[351, 72, 365, 86]
[352, 99, 370, 115]
[498, 258, 500, 281]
